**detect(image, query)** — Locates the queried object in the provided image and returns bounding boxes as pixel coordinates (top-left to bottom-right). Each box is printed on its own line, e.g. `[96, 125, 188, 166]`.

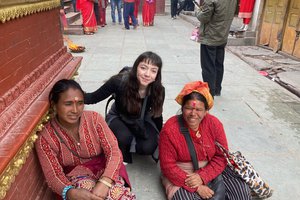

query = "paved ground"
[67, 9, 300, 200]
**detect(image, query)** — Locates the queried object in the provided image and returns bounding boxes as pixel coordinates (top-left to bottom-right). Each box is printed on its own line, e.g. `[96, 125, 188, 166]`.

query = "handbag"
[177, 115, 225, 200]
[215, 142, 273, 199]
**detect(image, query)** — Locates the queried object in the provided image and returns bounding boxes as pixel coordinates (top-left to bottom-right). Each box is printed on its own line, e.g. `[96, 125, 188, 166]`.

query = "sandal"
[84, 32, 94, 35]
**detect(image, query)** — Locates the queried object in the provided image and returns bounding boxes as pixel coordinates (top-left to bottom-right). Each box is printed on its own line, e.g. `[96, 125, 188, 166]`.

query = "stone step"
[64, 27, 84, 35]
[64, 5, 72, 13]
[227, 36, 256, 46]
[69, 17, 83, 28]
[66, 12, 81, 25]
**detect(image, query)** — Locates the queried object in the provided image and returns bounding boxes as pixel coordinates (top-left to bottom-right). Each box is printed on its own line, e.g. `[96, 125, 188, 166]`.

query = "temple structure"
[0, 0, 82, 199]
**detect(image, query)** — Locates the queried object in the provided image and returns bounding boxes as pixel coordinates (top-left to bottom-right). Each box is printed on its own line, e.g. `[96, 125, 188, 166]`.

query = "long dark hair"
[49, 79, 84, 105]
[123, 51, 164, 117]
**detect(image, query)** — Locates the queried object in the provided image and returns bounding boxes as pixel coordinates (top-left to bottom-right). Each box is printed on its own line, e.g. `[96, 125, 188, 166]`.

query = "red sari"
[77, 0, 97, 34]
[98, 0, 108, 27]
[142, 0, 155, 26]
[238, 0, 256, 24]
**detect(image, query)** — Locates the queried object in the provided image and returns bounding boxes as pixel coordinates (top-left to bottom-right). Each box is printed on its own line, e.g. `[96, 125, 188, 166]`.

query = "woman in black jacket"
[85, 51, 165, 164]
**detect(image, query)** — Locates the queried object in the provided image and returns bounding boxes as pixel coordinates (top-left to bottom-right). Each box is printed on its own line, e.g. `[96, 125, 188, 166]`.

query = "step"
[64, 5, 72, 13]
[64, 27, 84, 35]
[66, 12, 81, 25]
[227, 36, 256, 46]
[69, 17, 83, 28]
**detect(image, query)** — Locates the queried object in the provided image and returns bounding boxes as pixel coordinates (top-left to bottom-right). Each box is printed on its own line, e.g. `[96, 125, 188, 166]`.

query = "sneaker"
[122, 27, 130, 30]
[215, 91, 221, 96]
[123, 162, 128, 165]
[119, 22, 123, 25]
[112, 22, 116, 25]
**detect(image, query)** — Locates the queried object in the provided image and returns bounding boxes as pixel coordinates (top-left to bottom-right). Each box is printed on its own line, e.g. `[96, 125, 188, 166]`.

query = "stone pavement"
[67, 10, 300, 200]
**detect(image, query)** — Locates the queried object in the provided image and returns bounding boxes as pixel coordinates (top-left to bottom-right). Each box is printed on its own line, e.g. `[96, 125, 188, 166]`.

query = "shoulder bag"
[215, 142, 273, 199]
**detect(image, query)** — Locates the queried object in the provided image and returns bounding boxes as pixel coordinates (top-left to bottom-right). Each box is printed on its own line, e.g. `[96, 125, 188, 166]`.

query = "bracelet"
[62, 185, 74, 200]
[99, 179, 112, 188]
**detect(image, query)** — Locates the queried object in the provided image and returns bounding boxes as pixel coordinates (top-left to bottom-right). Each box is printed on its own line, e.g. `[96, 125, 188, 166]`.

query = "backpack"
[105, 66, 132, 117]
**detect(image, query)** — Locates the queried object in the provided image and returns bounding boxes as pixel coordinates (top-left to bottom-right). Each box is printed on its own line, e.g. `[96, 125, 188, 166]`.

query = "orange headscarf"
[175, 81, 214, 110]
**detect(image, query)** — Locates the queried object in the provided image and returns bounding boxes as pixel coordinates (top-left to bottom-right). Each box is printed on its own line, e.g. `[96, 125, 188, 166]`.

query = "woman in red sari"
[142, 0, 156, 26]
[238, 0, 256, 31]
[77, 0, 97, 34]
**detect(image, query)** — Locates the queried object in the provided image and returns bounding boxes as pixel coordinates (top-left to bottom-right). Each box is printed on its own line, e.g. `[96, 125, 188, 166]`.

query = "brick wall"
[3, 151, 55, 200]
[0, 7, 81, 200]
[0, 9, 64, 98]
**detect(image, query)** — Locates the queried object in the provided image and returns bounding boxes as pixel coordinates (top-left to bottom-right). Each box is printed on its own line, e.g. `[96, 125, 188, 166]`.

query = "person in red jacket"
[159, 81, 251, 200]
[238, 0, 256, 31]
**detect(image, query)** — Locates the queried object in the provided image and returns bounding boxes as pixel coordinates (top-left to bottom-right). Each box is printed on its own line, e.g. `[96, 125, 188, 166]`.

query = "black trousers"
[109, 117, 158, 163]
[200, 43, 226, 96]
[171, 0, 178, 17]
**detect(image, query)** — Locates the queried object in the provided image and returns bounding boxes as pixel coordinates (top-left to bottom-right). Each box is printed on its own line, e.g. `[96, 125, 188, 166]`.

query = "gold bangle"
[99, 179, 112, 188]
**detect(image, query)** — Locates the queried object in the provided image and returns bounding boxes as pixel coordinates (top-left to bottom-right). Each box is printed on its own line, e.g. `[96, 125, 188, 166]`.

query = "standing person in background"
[195, 0, 237, 97]
[170, 0, 178, 19]
[238, 0, 256, 31]
[77, 0, 97, 35]
[142, 0, 156, 26]
[72, 0, 78, 12]
[99, 0, 108, 27]
[94, 0, 101, 25]
[129, 0, 140, 26]
[134, 0, 140, 24]
[111, 0, 123, 25]
[123, 0, 138, 30]
[177, 0, 193, 15]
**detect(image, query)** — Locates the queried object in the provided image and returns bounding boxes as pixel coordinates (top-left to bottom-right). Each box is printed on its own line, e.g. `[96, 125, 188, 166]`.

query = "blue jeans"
[123, 2, 137, 29]
[111, 0, 122, 23]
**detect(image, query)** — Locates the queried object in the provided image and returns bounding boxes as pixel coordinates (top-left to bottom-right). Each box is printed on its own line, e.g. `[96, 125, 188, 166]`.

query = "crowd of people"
[61, 0, 157, 34]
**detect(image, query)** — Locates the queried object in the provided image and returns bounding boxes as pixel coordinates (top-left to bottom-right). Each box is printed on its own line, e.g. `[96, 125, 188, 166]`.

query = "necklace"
[195, 130, 201, 138]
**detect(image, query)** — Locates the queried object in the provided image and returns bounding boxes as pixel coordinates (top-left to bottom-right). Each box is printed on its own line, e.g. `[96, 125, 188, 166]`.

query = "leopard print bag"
[216, 142, 273, 199]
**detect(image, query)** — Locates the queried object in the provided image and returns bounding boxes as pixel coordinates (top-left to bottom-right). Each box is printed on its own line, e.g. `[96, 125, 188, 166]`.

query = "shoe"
[123, 162, 128, 165]
[119, 22, 123, 25]
[112, 22, 116, 25]
[133, 25, 138, 29]
[239, 24, 245, 31]
[243, 24, 249, 31]
[122, 27, 130, 30]
[84, 32, 94, 35]
[215, 91, 221, 96]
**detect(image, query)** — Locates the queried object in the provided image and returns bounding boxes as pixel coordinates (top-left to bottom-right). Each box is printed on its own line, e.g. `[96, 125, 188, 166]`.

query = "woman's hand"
[185, 173, 203, 188]
[67, 188, 103, 200]
[91, 181, 110, 199]
[197, 185, 214, 199]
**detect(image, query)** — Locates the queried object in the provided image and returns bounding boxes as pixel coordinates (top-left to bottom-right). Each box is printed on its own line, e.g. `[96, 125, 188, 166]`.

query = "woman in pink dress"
[77, 0, 97, 34]
[142, 0, 156, 26]
[238, 0, 256, 31]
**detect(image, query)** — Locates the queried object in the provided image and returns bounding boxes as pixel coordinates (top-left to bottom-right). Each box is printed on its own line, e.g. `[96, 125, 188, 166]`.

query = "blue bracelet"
[62, 185, 74, 200]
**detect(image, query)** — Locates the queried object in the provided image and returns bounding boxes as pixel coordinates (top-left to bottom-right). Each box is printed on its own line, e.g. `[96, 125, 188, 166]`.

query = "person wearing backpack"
[84, 51, 165, 164]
